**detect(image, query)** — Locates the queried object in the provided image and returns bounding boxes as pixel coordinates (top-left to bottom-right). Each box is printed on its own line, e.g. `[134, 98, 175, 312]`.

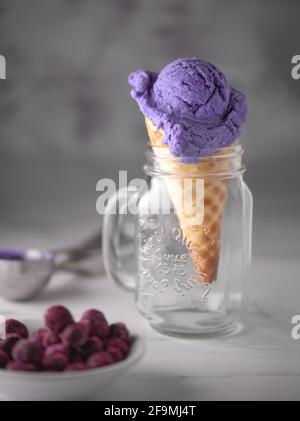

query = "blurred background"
[0, 0, 299, 262]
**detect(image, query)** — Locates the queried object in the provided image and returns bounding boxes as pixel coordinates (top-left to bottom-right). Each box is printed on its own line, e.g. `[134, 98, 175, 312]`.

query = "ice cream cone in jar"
[128, 58, 248, 284]
[102, 57, 252, 337]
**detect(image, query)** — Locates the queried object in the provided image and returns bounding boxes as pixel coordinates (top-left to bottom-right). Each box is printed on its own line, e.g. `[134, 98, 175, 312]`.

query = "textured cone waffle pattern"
[145, 118, 229, 284]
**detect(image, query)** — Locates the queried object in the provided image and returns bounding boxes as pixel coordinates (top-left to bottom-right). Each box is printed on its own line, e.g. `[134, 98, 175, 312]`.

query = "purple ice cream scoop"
[0, 249, 53, 261]
[0, 250, 25, 261]
[128, 58, 247, 161]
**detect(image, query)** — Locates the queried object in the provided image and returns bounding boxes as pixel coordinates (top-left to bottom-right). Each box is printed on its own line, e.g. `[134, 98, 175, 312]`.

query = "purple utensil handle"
[0, 249, 25, 261]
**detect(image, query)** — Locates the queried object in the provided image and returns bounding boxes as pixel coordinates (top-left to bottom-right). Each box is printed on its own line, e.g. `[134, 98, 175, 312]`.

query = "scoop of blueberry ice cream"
[128, 58, 247, 161]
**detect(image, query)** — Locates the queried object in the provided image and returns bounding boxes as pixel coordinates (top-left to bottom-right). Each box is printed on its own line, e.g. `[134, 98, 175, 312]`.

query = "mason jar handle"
[102, 187, 137, 292]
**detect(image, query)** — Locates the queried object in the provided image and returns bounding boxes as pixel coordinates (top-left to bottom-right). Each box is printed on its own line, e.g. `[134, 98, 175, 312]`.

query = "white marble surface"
[0, 256, 299, 401]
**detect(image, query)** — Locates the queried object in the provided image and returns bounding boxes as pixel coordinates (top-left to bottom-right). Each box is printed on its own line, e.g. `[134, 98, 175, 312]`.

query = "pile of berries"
[0, 306, 131, 372]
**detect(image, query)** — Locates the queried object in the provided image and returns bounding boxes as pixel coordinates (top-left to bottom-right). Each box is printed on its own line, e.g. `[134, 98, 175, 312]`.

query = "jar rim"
[144, 142, 245, 179]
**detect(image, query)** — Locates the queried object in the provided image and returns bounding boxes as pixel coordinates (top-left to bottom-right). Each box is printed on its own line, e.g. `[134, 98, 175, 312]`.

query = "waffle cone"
[145, 118, 229, 284]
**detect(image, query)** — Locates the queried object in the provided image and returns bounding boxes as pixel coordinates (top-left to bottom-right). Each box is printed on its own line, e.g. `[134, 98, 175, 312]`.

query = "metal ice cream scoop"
[0, 232, 102, 302]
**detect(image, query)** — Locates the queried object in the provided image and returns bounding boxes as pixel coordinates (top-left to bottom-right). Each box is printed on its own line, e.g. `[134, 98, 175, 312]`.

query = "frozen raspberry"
[86, 351, 114, 369]
[81, 337, 104, 359]
[5, 319, 28, 339]
[44, 343, 70, 359]
[12, 339, 43, 364]
[45, 305, 74, 333]
[69, 347, 84, 363]
[42, 353, 68, 371]
[60, 323, 87, 347]
[110, 322, 130, 343]
[0, 334, 20, 357]
[31, 328, 60, 348]
[6, 361, 38, 372]
[105, 337, 129, 356]
[80, 309, 109, 339]
[0, 350, 9, 368]
[64, 363, 86, 372]
[108, 346, 124, 363]
[81, 309, 106, 321]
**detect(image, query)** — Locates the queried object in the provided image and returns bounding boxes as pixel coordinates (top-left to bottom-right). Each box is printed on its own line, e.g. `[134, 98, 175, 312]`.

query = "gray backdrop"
[0, 0, 299, 261]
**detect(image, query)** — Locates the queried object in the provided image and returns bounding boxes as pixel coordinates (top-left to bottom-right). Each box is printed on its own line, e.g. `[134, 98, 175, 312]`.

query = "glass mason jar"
[103, 143, 253, 338]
